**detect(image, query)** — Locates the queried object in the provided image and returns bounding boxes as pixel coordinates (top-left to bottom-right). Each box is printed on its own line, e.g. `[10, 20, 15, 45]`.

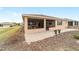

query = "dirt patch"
[0, 29, 79, 51]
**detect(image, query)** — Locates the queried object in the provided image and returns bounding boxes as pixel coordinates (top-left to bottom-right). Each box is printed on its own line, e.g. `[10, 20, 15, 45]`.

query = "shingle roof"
[22, 14, 65, 21]
[22, 14, 79, 21]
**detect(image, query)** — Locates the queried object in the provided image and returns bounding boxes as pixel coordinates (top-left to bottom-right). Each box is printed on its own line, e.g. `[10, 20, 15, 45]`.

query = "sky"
[0, 7, 79, 23]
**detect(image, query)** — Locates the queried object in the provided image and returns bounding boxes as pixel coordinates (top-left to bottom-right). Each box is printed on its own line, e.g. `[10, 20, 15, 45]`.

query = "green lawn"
[0, 26, 21, 42]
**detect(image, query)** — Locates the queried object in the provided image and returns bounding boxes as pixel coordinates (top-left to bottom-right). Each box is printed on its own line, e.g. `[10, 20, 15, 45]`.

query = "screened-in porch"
[28, 18, 44, 29]
[68, 21, 73, 26]
[28, 18, 56, 31]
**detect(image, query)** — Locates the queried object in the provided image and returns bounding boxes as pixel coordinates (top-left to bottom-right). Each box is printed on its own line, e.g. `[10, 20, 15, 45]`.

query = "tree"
[0, 24, 3, 27]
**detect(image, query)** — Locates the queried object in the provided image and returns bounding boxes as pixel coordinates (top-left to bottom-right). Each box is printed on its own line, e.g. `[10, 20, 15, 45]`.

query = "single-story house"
[22, 14, 79, 44]
[64, 18, 79, 28]
[68, 20, 79, 26]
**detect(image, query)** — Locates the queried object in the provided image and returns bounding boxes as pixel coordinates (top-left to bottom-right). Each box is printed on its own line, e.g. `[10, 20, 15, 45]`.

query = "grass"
[63, 46, 79, 51]
[73, 32, 79, 40]
[73, 35, 79, 39]
[0, 28, 13, 34]
[0, 26, 21, 42]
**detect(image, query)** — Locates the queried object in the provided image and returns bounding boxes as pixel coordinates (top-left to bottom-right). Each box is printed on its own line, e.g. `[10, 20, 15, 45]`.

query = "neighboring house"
[22, 14, 79, 44]
[0, 22, 17, 28]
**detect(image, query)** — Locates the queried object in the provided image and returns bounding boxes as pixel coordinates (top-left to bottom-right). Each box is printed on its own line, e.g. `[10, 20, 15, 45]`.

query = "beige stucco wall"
[27, 28, 45, 34]
[49, 20, 68, 30]
[23, 16, 28, 34]
[56, 20, 68, 29]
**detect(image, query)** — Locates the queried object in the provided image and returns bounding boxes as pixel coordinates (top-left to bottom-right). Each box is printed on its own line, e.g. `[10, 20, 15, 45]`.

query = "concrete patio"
[25, 29, 78, 44]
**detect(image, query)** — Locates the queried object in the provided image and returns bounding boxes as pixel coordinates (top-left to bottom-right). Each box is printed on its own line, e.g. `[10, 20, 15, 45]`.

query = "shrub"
[58, 29, 61, 34]
[54, 30, 57, 35]
[73, 35, 79, 40]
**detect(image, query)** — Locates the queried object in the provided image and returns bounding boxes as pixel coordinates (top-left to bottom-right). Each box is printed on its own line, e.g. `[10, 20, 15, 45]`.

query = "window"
[68, 21, 73, 26]
[57, 20, 62, 25]
[46, 20, 55, 27]
[74, 21, 78, 26]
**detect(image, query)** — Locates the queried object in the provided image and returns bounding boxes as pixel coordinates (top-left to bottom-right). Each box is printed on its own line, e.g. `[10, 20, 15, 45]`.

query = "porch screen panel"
[28, 18, 44, 29]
